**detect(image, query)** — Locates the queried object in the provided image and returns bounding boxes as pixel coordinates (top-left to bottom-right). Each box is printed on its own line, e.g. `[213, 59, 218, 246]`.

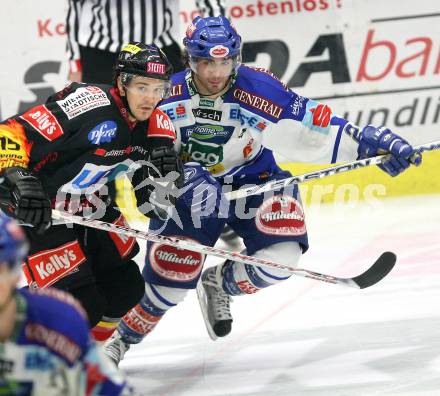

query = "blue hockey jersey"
[0, 288, 134, 396]
[159, 65, 359, 185]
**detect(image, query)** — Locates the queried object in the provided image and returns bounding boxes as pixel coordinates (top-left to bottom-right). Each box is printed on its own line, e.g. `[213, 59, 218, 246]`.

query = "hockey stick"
[51, 209, 396, 289]
[225, 140, 440, 201]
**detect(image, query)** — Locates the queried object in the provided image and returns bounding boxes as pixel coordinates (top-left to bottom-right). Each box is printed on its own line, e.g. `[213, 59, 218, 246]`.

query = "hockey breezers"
[51, 209, 396, 289]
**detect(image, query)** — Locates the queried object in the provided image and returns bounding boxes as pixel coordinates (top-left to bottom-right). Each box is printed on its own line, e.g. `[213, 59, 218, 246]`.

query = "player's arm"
[263, 87, 420, 177]
[0, 119, 51, 233]
[0, 83, 78, 231]
[131, 109, 183, 219]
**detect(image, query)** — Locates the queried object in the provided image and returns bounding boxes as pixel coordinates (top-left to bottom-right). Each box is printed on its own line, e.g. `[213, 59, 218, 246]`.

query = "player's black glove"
[147, 146, 184, 189]
[0, 167, 51, 234]
[131, 146, 184, 220]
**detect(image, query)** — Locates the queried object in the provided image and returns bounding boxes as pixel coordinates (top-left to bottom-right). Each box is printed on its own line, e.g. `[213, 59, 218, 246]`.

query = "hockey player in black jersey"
[0, 42, 183, 341]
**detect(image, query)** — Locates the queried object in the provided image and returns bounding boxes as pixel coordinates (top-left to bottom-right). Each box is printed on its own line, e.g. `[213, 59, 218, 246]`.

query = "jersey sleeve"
[147, 108, 176, 141]
[0, 99, 67, 173]
[262, 90, 359, 164]
[0, 83, 112, 174]
[0, 119, 33, 171]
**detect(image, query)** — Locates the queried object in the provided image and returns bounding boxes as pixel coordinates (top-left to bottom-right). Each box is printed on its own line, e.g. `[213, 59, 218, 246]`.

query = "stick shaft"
[225, 140, 440, 201]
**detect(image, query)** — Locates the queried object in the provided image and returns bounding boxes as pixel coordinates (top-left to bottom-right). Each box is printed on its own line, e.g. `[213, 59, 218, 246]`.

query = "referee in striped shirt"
[66, 0, 226, 84]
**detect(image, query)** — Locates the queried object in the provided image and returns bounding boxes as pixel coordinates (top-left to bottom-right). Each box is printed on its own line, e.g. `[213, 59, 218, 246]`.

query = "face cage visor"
[120, 72, 172, 100]
[188, 54, 241, 77]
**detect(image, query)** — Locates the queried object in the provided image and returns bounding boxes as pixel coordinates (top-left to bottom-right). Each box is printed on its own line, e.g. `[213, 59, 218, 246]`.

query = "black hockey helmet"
[113, 42, 174, 83]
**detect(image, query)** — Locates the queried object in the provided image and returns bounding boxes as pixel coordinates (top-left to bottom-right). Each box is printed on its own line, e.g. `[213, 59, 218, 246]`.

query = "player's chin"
[136, 108, 153, 121]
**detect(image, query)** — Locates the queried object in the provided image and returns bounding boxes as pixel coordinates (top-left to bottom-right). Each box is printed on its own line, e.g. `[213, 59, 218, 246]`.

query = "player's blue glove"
[358, 126, 422, 177]
[180, 162, 223, 218]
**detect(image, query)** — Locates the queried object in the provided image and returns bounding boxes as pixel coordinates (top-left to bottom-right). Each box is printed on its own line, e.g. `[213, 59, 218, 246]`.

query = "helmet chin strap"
[121, 87, 137, 120]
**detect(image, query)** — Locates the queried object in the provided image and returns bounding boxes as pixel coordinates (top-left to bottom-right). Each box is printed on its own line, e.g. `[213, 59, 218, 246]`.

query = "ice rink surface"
[123, 194, 440, 396]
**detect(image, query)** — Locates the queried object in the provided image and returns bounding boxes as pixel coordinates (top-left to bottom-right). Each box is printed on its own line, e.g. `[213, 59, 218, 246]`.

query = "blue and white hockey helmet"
[0, 211, 28, 272]
[183, 16, 242, 60]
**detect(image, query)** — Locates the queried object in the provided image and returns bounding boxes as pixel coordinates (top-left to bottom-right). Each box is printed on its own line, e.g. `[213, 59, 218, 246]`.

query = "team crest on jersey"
[88, 121, 117, 144]
[56, 86, 111, 120]
[183, 167, 197, 182]
[255, 195, 306, 236]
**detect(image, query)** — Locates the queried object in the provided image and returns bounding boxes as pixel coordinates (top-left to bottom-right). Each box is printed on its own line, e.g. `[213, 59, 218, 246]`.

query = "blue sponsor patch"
[25, 350, 54, 370]
[290, 94, 308, 121]
[229, 106, 268, 132]
[160, 103, 187, 121]
[88, 121, 117, 144]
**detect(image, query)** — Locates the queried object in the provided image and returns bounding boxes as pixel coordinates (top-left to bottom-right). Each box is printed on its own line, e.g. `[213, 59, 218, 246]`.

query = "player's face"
[193, 58, 234, 96]
[119, 76, 168, 122]
[0, 265, 18, 306]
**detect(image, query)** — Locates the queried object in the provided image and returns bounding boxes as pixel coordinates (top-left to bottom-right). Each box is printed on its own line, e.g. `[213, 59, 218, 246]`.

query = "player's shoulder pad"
[18, 288, 90, 365]
[148, 107, 176, 140]
[235, 65, 292, 101]
[47, 83, 112, 123]
[160, 70, 190, 106]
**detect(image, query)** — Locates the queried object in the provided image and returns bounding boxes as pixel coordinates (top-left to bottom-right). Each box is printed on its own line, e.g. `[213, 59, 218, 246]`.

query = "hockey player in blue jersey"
[104, 15, 422, 364]
[0, 211, 137, 395]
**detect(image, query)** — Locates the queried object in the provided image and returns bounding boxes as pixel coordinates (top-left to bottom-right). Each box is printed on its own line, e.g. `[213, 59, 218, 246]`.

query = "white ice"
[122, 194, 440, 396]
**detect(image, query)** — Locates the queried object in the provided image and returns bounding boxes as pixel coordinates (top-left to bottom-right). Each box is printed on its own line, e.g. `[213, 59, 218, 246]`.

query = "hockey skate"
[103, 330, 131, 366]
[197, 265, 233, 341]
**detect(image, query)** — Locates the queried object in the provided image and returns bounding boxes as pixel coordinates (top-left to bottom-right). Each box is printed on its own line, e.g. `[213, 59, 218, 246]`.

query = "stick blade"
[352, 252, 397, 289]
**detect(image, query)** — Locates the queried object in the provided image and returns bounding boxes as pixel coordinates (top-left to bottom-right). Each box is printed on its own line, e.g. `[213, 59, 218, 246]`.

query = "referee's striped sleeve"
[195, 0, 226, 16]
[66, 0, 83, 62]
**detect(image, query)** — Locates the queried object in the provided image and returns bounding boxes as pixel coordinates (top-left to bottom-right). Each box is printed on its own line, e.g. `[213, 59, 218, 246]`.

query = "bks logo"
[88, 121, 117, 145]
